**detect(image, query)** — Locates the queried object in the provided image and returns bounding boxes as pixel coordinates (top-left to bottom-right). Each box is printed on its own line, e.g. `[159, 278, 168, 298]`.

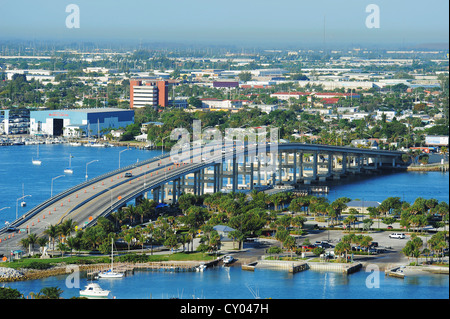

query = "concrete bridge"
[0, 142, 402, 255]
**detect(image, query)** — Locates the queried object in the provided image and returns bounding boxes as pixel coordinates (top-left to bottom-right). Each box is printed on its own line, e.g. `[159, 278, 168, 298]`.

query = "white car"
[389, 233, 405, 239]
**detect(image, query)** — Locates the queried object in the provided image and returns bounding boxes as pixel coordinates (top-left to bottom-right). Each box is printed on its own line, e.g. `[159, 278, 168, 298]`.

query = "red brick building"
[130, 79, 168, 108]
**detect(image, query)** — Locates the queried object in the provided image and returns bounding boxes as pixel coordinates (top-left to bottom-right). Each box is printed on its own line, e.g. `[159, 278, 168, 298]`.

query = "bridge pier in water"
[126, 145, 402, 207]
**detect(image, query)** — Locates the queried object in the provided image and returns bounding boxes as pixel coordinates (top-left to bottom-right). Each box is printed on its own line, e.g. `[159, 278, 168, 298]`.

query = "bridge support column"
[298, 151, 303, 182]
[342, 154, 347, 174]
[328, 152, 333, 176]
[257, 160, 261, 187]
[250, 162, 254, 190]
[293, 151, 297, 184]
[160, 184, 165, 203]
[312, 152, 318, 180]
[232, 156, 238, 193]
[201, 168, 205, 195]
[172, 179, 177, 203]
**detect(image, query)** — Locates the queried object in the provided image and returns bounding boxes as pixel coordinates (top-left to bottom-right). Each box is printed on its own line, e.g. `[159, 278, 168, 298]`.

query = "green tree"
[164, 233, 179, 253]
[0, 287, 23, 299]
[38, 287, 63, 299]
[283, 235, 297, 258]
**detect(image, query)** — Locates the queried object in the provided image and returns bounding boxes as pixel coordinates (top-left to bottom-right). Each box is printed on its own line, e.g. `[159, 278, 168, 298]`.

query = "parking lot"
[296, 228, 414, 264]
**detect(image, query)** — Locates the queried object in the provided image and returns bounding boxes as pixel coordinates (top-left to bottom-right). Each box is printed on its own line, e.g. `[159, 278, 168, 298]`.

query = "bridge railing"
[0, 152, 172, 234]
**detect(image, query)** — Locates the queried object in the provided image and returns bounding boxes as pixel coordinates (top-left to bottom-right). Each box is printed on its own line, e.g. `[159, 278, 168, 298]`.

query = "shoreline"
[1, 253, 448, 283]
[405, 164, 449, 172]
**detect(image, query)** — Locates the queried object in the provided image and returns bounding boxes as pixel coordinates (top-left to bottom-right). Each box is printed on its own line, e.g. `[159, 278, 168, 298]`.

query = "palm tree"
[347, 215, 358, 231]
[38, 287, 63, 299]
[125, 204, 138, 225]
[60, 219, 77, 242]
[21, 233, 38, 255]
[110, 210, 126, 230]
[44, 224, 59, 251]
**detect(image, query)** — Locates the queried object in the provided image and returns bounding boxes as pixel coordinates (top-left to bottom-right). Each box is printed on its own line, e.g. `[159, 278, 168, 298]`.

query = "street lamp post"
[119, 148, 129, 169]
[85, 160, 99, 181]
[0, 207, 10, 213]
[51, 175, 65, 198]
[162, 136, 170, 155]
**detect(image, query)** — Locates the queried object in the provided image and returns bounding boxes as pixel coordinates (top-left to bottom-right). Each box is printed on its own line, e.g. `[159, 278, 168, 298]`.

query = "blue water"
[1, 144, 449, 299]
[0, 144, 162, 225]
[5, 267, 449, 299]
[323, 171, 449, 204]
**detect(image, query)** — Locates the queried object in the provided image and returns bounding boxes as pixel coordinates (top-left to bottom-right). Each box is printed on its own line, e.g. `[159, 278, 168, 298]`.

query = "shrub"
[22, 261, 52, 270]
[267, 246, 283, 254]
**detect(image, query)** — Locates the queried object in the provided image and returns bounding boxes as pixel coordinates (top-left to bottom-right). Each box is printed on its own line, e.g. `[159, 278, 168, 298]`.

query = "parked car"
[302, 244, 316, 250]
[389, 233, 405, 239]
[370, 242, 378, 247]
[387, 226, 393, 229]
[315, 241, 333, 248]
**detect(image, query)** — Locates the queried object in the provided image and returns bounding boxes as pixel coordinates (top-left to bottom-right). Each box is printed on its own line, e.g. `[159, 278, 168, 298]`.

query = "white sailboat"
[32, 144, 42, 165]
[64, 154, 74, 174]
[98, 239, 124, 279]
[88, 119, 105, 147]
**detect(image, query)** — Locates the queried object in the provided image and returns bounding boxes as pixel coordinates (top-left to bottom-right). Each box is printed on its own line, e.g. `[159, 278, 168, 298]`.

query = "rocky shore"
[0, 267, 25, 281]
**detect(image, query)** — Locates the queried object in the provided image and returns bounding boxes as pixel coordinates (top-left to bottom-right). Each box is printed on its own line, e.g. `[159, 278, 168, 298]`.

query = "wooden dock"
[87, 260, 218, 279]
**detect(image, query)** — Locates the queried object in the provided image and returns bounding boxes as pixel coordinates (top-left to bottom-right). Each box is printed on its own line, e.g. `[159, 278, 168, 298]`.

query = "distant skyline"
[0, 0, 448, 49]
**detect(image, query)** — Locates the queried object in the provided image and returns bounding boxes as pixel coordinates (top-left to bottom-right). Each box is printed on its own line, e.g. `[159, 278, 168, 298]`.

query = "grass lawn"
[3, 252, 217, 269]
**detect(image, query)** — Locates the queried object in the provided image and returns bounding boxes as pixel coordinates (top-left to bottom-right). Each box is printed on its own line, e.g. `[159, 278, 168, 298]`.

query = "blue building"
[29, 108, 134, 137]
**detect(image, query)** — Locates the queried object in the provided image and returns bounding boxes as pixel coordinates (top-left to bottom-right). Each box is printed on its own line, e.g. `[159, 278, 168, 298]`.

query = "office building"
[130, 79, 168, 108]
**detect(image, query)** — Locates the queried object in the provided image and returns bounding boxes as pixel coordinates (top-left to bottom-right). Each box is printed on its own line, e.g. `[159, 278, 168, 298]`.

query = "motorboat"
[196, 263, 207, 272]
[69, 142, 81, 146]
[98, 238, 124, 279]
[79, 283, 110, 298]
[223, 255, 235, 265]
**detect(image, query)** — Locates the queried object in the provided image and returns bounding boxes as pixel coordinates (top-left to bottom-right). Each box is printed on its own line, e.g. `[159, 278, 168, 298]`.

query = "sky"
[0, 0, 448, 48]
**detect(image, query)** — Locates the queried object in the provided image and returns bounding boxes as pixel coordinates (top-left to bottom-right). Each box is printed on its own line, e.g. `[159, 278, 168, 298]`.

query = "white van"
[389, 233, 405, 239]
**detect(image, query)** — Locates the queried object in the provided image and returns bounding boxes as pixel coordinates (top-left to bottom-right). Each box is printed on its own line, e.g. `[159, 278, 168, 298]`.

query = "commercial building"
[29, 108, 134, 137]
[344, 200, 381, 214]
[130, 79, 169, 109]
[0, 109, 30, 134]
[425, 135, 449, 146]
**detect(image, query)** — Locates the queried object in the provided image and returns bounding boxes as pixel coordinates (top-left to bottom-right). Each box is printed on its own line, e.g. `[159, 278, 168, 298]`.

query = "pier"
[241, 257, 363, 276]
[86, 260, 221, 279]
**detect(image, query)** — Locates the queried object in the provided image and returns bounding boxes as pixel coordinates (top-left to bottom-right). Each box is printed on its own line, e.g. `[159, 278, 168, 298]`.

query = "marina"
[3, 263, 448, 299]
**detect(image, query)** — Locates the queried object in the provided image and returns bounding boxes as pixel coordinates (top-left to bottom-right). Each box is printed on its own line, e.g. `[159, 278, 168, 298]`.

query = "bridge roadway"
[0, 142, 402, 255]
